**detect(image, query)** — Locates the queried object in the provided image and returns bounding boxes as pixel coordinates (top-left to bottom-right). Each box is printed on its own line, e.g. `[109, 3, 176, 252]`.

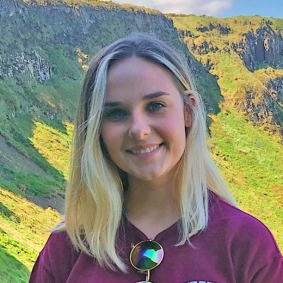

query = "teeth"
[132, 145, 159, 154]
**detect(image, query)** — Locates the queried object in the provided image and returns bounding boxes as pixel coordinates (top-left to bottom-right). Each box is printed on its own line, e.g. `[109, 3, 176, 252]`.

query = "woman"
[30, 33, 282, 283]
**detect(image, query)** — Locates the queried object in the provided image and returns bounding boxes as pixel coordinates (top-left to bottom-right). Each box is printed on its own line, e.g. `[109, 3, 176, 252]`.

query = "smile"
[130, 144, 160, 154]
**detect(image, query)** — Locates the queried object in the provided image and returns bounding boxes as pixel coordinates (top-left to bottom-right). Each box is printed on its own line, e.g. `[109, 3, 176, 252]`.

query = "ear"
[183, 95, 196, 128]
[184, 104, 192, 127]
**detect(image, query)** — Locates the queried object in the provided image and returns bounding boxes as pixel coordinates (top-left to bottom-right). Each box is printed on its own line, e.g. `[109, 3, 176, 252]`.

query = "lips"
[128, 144, 162, 154]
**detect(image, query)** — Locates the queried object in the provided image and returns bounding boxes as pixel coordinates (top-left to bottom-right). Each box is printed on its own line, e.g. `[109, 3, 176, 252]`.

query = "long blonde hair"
[60, 33, 236, 271]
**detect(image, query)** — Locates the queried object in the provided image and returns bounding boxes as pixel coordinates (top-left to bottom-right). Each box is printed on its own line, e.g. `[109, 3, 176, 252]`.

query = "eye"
[147, 102, 165, 112]
[103, 108, 128, 121]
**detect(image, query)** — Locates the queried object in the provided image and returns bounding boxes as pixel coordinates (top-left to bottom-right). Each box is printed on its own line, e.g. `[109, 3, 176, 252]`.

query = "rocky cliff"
[233, 26, 283, 135]
[0, 0, 184, 82]
[171, 15, 283, 137]
[233, 25, 283, 71]
[0, 0, 221, 205]
[1, 5, 283, 279]
[0, 2, 283, 203]
[0, 0, 220, 130]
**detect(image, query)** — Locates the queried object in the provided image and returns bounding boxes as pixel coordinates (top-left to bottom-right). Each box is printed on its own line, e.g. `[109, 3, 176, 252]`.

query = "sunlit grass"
[0, 187, 61, 280]
[210, 110, 283, 250]
[1, 10, 283, 283]
[30, 120, 73, 179]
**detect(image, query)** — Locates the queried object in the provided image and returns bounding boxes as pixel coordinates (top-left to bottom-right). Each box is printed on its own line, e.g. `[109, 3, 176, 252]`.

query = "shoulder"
[29, 231, 80, 283]
[209, 195, 278, 246]
[45, 230, 73, 248]
[209, 195, 277, 240]
[207, 194, 282, 279]
[207, 197, 283, 283]
[43, 230, 79, 265]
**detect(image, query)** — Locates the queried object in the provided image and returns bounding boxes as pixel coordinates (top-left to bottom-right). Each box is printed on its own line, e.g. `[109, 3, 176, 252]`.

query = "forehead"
[105, 57, 179, 101]
[108, 57, 173, 80]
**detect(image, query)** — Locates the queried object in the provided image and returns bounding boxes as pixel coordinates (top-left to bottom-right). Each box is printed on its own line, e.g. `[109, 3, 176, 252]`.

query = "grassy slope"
[0, 120, 71, 282]
[2, 109, 283, 282]
[0, 9, 283, 283]
[170, 14, 283, 249]
[0, 187, 61, 283]
[210, 110, 283, 248]
[0, 3, 179, 280]
[30, 120, 73, 180]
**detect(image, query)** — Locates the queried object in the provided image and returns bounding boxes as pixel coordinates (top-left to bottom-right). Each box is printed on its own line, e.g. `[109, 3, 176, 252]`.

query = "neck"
[124, 177, 180, 239]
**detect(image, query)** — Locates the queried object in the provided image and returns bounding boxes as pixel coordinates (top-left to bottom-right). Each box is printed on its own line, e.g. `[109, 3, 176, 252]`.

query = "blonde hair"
[60, 33, 236, 271]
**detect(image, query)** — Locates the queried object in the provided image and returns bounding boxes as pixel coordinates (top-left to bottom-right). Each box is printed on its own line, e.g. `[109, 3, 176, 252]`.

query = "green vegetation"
[210, 110, 283, 248]
[0, 2, 283, 282]
[170, 13, 283, 250]
[170, 14, 283, 134]
[2, 167, 62, 196]
[7, 117, 64, 175]
[22, 0, 162, 14]
[0, 188, 61, 282]
[30, 120, 73, 179]
[0, 244, 30, 283]
[0, 115, 72, 199]
[174, 17, 263, 122]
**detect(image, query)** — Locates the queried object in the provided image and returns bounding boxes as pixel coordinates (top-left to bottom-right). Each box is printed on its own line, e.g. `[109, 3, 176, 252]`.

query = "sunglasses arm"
[136, 270, 152, 283]
[146, 270, 150, 281]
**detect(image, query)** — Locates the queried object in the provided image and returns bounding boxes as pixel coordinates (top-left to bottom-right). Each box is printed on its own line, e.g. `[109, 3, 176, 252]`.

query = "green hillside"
[0, 187, 61, 283]
[0, 1, 282, 281]
[170, 15, 283, 134]
[170, 13, 283, 247]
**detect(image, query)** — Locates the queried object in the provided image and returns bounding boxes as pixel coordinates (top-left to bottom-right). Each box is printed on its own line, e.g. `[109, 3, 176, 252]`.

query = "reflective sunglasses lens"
[130, 240, 164, 271]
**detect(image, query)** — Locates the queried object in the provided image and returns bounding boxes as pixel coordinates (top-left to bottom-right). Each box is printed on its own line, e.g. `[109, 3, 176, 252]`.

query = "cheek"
[172, 127, 187, 158]
[100, 124, 119, 154]
[169, 112, 186, 133]
[101, 122, 117, 142]
[161, 117, 186, 145]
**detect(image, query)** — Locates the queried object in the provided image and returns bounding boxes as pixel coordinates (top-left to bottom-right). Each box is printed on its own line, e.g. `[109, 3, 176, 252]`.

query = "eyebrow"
[143, 91, 169, 100]
[104, 91, 169, 107]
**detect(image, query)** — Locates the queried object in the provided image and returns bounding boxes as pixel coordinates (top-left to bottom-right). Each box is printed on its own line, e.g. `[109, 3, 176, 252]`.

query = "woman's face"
[100, 57, 192, 184]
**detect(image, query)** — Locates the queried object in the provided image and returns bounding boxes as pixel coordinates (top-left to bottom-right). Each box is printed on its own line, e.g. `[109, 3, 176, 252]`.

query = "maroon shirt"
[30, 195, 283, 283]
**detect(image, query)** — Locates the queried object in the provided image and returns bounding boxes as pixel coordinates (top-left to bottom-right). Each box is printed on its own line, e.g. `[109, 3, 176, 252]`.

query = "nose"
[128, 113, 151, 140]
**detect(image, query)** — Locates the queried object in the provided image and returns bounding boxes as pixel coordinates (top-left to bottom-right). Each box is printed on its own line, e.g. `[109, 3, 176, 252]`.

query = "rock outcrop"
[0, 50, 51, 82]
[233, 26, 283, 71]
[0, 0, 188, 80]
[0, 0, 219, 123]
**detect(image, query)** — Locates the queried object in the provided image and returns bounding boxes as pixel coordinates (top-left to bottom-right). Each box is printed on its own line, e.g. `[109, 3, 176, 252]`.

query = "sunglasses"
[130, 239, 164, 283]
